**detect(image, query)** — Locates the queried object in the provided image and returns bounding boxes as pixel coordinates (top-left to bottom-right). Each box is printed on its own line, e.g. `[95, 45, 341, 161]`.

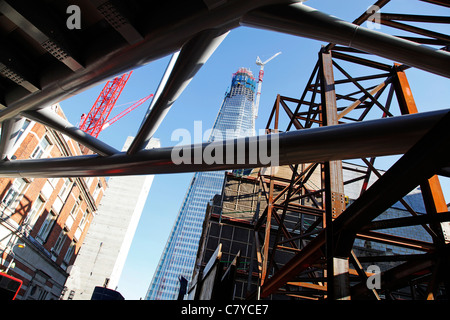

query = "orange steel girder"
[253, 49, 449, 300]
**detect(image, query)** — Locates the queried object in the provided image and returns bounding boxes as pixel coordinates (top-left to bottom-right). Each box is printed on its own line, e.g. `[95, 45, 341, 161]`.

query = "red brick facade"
[0, 104, 106, 300]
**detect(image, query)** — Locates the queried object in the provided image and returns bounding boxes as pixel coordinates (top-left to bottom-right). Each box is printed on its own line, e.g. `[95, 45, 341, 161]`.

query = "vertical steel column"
[260, 99, 279, 287]
[392, 64, 450, 298]
[319, 48, 349, 300]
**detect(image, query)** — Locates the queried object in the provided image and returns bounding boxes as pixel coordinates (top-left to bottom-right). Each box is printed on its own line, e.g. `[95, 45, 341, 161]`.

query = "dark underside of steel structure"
[0, 0, 449, 300]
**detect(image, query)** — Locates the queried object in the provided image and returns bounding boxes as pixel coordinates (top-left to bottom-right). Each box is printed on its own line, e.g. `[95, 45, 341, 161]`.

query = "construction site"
[0, 0, 449, 302]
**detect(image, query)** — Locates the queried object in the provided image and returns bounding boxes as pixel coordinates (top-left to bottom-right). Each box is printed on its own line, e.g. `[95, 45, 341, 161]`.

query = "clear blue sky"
[59, 0, 450, 299]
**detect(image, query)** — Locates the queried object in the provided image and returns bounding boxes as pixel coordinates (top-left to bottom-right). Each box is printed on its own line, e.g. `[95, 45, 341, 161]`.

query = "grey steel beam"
[0, 0, 291, 122]
[23, 107, 119, 156]
[0, 40, 40, 93]
[2, 0, 448, 125]
[126, 28, 229, 154]
[138, 51, 180, 133]
[241, 3, 450, 78]
[0, 62, 39, 94]
[0, 116, 26, 159]
[92, 0, 143, 45]
[0, 109, 446, 178]
[0, 0, 83, 72]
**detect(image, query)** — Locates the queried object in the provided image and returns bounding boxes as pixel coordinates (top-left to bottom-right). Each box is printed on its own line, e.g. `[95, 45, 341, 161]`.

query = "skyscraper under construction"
[145, 68, 257, 300]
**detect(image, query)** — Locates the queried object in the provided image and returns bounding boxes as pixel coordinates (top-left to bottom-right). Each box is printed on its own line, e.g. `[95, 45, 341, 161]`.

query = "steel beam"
[138, 52, 180, 133]
[319, 49, 348, 299]
[393, 64, 450, 246]
[0, 109, 446, 178]
[380, 19, 450, 43]
[0, 0, 83, 72]
[0, 116, 26, 159]
[242, 3, 450, 78]
[0, 42, 40, 93]
[0, 0, 448, 126]
[380, 13, 450, 24]
[333, 113, 450, 254]
[260, 107, 450, 298]
[0, 0, 282, 121]
[23, 107, 119, 156]
[92, 0, 143, 45]
[126, 28, 229, 154]
[420, 0, 450, 8]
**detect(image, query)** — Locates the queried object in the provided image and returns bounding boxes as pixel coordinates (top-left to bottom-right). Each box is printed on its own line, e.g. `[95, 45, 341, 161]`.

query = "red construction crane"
[101, 93, 153, 131]
[79, 71, 153, 138]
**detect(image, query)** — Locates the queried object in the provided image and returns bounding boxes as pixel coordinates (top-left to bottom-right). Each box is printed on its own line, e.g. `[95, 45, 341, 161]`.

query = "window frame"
[1, 178, 28, 211]
[30, 135, 52, 159]
[36, 209, 57, 244]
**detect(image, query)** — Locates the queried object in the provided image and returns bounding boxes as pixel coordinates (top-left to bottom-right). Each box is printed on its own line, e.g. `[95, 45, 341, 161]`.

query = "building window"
[85, 177, 94, 188]
[69, 197, 81, 218]
[36, 210, 57, 244]
[48, 178, 59, 187]
[37, 288, 49, 300]
[1, 178, 27, 210]
[31, 135, 51, 159]
[52, 230, 67, 256]
[14, 119, 31, 144]
[63, 241, 76, 264]
[58, 179, 73, 201]
[93, 180, 102, 199]
[79, 210, 89, 230]
[24, 195, 45, 230]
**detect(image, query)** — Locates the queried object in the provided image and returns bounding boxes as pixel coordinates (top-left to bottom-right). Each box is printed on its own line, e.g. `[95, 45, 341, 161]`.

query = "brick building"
[0, 104, 106, 300]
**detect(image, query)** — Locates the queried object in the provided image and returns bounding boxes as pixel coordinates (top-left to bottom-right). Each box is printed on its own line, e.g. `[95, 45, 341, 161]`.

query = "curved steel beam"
[23, 107, 119, 156]
[241, 3, 450, 78]
[0, 116, 26, 159]
[0, 0, 295, 122]
[127, 28, 230, 154]
[1, 0, 448, 125]
[0, 110, 447, 178]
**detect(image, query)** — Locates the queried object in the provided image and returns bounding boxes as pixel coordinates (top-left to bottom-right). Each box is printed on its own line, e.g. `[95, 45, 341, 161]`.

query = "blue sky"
[59, 0, 450, 299]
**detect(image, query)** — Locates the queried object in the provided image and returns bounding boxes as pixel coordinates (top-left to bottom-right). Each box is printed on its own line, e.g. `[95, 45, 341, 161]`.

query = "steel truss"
[252, 40, 450, 300]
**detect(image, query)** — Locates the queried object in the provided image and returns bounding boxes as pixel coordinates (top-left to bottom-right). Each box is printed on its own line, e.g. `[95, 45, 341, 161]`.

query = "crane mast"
[254, 52, 281, 119]
[101, 93, 154, 131]
[79, 71, 153, 138]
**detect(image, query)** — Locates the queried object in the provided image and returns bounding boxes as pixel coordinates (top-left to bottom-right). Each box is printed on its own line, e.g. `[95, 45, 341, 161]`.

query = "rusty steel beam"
[261, 107, 450, 298]
[420, 0, 450, 8]
[380, 18, 450, 44]
[380, 13, 450, 24]
[393, 64, 450, 249]
[319, 49, 348, 300]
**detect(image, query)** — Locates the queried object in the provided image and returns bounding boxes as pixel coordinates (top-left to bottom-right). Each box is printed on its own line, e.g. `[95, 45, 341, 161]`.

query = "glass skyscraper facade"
[145, 68, 257, 300]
